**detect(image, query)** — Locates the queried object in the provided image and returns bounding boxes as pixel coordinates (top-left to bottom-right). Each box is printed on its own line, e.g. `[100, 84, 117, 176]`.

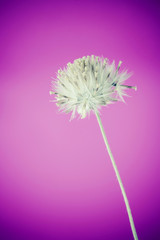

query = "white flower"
[50, 55, 136, 120]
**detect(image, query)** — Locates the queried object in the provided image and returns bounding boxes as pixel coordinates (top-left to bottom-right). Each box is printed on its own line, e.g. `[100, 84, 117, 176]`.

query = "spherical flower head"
[50, 55, 136, 120]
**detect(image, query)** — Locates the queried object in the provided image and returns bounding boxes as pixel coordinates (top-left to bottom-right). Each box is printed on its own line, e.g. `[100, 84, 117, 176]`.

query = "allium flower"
[50, 55, 136, 120]
[50, 55, 138, 240]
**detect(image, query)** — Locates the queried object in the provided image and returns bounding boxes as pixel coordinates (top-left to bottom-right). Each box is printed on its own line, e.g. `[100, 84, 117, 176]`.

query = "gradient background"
[0, 0, 160, 239]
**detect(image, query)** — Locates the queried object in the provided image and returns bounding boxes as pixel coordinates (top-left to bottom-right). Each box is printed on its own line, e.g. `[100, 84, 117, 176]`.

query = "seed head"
[50, 55, 136, 120]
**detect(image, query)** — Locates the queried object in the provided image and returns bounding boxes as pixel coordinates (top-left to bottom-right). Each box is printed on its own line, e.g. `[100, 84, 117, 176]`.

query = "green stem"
[95, 111, 138, 240]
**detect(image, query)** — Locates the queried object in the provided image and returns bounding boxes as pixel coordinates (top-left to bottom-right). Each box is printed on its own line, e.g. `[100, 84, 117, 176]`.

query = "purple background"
[0, 0, 160, 239]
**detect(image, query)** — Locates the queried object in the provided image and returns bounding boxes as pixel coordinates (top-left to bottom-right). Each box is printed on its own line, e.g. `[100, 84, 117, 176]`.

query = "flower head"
[50, 55, 136, 120]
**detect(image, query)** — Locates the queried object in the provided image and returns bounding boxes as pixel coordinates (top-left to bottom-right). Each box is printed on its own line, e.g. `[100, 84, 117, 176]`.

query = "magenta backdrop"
[0, 0, 160, 239]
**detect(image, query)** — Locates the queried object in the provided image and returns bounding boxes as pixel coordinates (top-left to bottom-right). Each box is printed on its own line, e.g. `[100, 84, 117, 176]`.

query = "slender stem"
[95, 112, 138, 240]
